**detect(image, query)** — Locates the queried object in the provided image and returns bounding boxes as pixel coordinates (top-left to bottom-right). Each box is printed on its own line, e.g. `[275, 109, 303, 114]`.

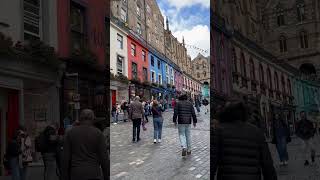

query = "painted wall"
[57, 0, 107, 65]
[149, 52, 162, 84]
[174, 70, 183, 92]
[127, 35, 149, 81]
[110, 22, 128, 77]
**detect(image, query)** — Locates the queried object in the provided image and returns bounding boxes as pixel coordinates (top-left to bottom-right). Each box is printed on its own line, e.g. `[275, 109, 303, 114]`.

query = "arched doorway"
[299, 63, 317, 77]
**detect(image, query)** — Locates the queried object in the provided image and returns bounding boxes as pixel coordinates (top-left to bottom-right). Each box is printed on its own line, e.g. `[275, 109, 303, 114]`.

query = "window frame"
[131, 43, 136, 56]
[117, 33, 123, 49]
[116, 55, 124, 75]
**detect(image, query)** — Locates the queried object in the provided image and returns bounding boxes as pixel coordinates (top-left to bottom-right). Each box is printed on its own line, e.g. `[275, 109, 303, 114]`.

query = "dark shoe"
[187, 151, 191, 155]
[132, 139, 136, 143]
[304, 160, 309, 166]
[137, 138, 141, 142]
[312, 156, 315, 163]
[182, 148, 187, 156]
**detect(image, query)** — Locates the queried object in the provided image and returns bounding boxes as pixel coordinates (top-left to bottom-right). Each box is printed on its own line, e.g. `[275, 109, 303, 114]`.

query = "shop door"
[112, 90, 116, 106]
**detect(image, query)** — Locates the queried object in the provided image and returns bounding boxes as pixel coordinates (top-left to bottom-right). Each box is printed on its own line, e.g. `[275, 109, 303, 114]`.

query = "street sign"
[74, 102, 80, 110]
[73, 94, 80, 102]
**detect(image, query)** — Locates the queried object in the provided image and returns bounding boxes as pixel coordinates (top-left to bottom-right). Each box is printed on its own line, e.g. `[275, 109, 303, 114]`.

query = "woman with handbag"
[151, 100, 165, 143]
[272, 113, 290, 166]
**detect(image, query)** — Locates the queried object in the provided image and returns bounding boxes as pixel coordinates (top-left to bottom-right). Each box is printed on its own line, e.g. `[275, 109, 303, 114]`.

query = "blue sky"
[157, 0, 210, 59]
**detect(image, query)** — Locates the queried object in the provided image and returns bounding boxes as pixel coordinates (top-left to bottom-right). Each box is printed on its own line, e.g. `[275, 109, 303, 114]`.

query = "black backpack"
[35, 132, 46, 153]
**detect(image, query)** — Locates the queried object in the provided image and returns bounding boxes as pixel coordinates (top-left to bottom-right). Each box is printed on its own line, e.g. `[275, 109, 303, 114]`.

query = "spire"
[166, 17, 169, 31]
[182, 36, 185, 47]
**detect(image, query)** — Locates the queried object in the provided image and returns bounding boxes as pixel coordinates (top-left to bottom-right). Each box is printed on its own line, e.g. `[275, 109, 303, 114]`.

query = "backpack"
[35, 132, 46, 153]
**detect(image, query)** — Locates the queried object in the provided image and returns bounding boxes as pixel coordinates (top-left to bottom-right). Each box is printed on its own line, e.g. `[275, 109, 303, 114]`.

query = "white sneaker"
[153, 139, 157, 143]
[158, 139, 161, 143]
[113, 122, 117, 125]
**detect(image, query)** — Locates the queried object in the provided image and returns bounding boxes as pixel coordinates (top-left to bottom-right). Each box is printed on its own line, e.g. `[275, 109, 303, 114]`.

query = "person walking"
[111, 104, 117, 124]
[173, 94, 197, 156]
[6, 130, 22, 180]
[295, 111, 316, 166]
[272, 113, 290, 166]
[195, 97, 201, 114]
[40, 125, 59, 180]
[129, 96, 145, 143]
[144, 102, 149, 123]
[61, 109, 108, 180]
[213, 100, 277, 180]
[171, 98, 176, 110]
[151, 100, 165, 143]
[121, 101, 129, 122]
[19, 127, 32, 180]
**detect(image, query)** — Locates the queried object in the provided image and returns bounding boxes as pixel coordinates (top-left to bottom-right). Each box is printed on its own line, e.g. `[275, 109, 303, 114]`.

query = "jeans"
[111, 111, 117, 123]
[302, 138, 316, 161]
[132, 118, 142, 140]
[9, 157, 23, 180]
[42, 153, 59, 180]
[178, 124, 192, 151]
[275, 136, 289, 162]
[123, 110, 128, 121]
[153, 117, 163, 139]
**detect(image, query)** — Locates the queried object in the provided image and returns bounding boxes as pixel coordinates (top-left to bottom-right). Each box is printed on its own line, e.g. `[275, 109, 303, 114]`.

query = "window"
[143, 67, 148, 81]
[232, 48, 237, 72]
[166, 76, 169, 84]
[249, 59, 255, 80]
[131, 43, 136, 56]
[142, 50, 146, 61]
[117, 55, 124, 75]
[279, 36, 287, 52]
[158, 74, 162, 85]
[281, 76, 286, 93]
[297, 3, 305, 21]
[259, 64, 264, 83]
[157, 60, 161, 69]
[117, 34, 123, 49]
[151, 56, 154, 66]
[165, 64, 168, 74]
[274, 72, 279, 90]
[277, 11, 285, 26]
[151, 71, 156, 83]
[203, 71, 207, 77]
[267, 68, 272, 89]
[240, 54, 247, 76]
[70, 2, 86, 51]
[146, 4, 151, 14]
[287, 79, 292, 95]
[137, 22, 141, 34]
[300, 31, 308, 48]
[132, 62, 138, 79]
[196, 65, 199, 70]
[23, 0, 41, 41]
[137, 5, 141, 18]
[197, 73, 200, 78]
[120, 8, 127, 22]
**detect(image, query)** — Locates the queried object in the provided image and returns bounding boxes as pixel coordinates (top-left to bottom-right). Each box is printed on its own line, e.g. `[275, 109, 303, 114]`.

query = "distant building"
[192, 53, 210, 85]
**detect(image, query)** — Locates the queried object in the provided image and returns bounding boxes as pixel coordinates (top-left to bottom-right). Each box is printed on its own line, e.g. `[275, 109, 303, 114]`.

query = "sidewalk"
[0, 162, 44, 180]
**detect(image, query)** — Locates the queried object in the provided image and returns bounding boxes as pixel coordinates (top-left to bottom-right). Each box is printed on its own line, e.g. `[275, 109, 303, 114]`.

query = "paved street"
[110, 106, 210, 180]
[269, 136, 320, 180]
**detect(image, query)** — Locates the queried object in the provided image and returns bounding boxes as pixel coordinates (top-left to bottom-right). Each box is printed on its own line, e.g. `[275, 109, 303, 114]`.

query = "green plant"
[71, 47, 97, 65]
[115, 74, 129, 84]
[172, 85, 176, 89]
[0, 32, 14, 55]
[151, 82, 158, 87]
[142, 81, 151, 86]
[130, 77, 141, 84]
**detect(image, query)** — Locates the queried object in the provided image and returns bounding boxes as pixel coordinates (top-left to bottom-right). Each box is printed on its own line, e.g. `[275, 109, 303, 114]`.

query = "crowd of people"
[213, 99, 318, 180]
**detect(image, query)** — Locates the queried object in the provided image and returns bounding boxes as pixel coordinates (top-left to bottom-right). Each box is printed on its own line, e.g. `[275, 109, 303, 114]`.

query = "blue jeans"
[112, 111, 117, 123]
[276, 136, 289, 162]
[153, 117, 163, 139]
[9, 157, 26, 180]
[178, 124, 192, 151]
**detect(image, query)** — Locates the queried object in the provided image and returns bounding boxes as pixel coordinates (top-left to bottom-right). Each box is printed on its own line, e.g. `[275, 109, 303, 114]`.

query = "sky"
[157, 0, 210, 59]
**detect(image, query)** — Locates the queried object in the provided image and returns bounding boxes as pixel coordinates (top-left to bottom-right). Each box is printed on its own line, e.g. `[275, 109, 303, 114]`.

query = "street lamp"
[65, 73, 79, 122]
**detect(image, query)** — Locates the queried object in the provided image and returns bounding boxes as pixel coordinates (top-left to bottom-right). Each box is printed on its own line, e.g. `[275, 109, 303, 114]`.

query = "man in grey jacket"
[61, 109, 108, 180]
[129, 96, 145, 142]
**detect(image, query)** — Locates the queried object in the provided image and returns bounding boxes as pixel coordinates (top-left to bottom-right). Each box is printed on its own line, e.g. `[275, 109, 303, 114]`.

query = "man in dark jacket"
[173, 94, 197, 156]
[61, 109, 108, 180]
[295, 111, 316, 165]
[129, 96, 145, 142]
[212, 100, 277, 180]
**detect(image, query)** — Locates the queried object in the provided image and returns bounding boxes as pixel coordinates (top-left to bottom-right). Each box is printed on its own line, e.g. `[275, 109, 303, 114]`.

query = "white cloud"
[163, 0, 210, 10]
[173, 25, 210, 59]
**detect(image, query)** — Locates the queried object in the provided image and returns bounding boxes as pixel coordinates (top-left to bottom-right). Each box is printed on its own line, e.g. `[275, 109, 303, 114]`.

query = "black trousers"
[132, 118, 142, 140]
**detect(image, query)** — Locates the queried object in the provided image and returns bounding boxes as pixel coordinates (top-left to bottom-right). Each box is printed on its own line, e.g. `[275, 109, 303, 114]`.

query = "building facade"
[192, 53, 210, 85]
[0, 0, 62, 172]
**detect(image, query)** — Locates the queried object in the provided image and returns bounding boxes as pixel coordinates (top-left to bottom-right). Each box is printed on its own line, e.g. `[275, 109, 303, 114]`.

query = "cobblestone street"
[269, 136, 320, 180]
[110, 106, 210, 180]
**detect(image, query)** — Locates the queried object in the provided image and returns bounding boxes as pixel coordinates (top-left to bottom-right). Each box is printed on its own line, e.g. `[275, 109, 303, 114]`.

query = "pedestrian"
[202, 98, 209, 114]
[171, 98, 176, 110]
[295, 111, 316, 166]
[195, 97, 201, 114]
[151, 100, 165, 143]
[61, 109, 108, 180]
[213, 100, 277, 180]
[121, 101, 129, 122]
[272, 113, 290, 166]
[6, 130, 23, 180]
[129, 96, 145, 142]
[111, 104, 117, 124]
[19, 126, 32, 180]
[40, 125, 59, 180]
[173, 93, 197, 156]
[144, 102, 149, 123]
